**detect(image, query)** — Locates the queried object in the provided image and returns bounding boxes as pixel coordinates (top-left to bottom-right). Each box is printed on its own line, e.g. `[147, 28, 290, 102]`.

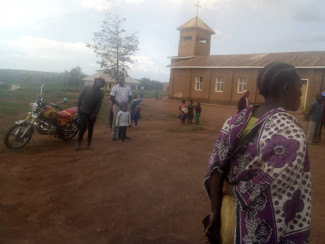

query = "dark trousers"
[187, 111, 194, 123]
[78, 112, 97, 144]
[179, 113, 187, 123]
[118, 126, 127, 140]
[131, 111, 140, 126]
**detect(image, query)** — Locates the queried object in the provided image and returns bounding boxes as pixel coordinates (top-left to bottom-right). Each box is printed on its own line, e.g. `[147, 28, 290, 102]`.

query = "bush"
[0, 83, 11, 90]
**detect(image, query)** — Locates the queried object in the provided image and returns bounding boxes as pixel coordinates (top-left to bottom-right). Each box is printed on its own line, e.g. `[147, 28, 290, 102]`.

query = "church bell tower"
[177, 16, 215, 57]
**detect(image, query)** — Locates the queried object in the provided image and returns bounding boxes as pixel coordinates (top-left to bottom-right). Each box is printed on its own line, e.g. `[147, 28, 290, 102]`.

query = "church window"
[195, 77, 203, 91]
[237, 77, 247, 93]
[215, 77, 224, 92]
[181, 36, 192, 41]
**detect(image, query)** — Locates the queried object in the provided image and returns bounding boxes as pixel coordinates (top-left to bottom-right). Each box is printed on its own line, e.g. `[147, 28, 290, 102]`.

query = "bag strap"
[230, 122, 262, 158]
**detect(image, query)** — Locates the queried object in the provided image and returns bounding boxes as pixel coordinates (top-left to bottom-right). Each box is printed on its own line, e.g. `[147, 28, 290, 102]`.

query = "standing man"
[110, 73, 132, 141]
[154, 90, 159, 101]
[75, 77, 105, 150]
[307, 93, 323, 144]
[318, 94, 325, 140]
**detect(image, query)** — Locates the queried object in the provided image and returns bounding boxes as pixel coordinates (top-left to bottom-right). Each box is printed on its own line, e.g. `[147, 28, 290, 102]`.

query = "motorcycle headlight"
[29, 102, 39, 112]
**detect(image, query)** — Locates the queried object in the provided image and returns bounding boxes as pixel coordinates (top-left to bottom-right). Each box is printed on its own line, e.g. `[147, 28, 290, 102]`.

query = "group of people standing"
[178, 89, 250, 127]
[109, 74, 137, 142]
[75, 73, 143, 149]
[179, 99, 201, 124]
[74, 63, 313, 243]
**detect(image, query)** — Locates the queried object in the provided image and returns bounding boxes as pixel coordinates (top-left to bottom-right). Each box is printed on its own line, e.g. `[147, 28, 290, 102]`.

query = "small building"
[83, 71, 140, 90]
[168, 16, 325, 109]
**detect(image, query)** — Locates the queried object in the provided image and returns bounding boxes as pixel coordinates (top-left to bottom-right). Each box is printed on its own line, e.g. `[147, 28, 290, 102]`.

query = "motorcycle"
[4, 85, 80, 149]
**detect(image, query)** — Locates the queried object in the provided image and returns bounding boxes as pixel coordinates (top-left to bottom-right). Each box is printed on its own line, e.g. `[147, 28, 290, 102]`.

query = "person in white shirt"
[116, 102, 131, 142]
[110, 73, 132, 141]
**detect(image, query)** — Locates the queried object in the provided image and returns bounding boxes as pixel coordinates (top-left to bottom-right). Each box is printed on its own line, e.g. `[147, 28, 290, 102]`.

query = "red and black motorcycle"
[4, 85, 80, 149]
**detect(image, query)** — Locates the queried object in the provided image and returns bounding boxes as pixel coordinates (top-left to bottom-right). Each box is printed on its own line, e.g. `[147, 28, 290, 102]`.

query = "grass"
[0, 83, 10, 90]
[0, 82, 81, 133]
[136, 90, 168, 99]
[0, 81, 167, 137]
[0, 80, 173, 152]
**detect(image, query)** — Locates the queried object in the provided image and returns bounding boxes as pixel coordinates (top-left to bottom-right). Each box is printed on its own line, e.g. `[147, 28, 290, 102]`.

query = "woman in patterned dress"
[204, 62, 311, 243]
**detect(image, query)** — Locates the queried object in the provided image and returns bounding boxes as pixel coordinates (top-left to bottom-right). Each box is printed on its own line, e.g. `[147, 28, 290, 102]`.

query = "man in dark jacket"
[75, 77, 105, 150]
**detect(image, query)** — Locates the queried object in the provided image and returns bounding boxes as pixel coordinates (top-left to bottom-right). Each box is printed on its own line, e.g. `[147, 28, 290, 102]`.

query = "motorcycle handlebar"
[36, 85, 68, 111]
[48, 103, 62, 111]
[47, 98, 68, 111]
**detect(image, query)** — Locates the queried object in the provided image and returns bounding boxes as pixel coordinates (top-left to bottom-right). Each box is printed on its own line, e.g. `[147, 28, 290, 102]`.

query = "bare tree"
[86, 13, 139, 82]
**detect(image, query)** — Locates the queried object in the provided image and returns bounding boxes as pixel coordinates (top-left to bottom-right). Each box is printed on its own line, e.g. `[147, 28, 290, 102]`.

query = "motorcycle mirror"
[63, 98, 68, 103]
[40, 85, 44, 95]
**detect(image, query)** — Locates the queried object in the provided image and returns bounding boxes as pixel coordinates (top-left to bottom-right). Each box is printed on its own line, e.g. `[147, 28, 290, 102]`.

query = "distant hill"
[0, 69, 65, 84]
[0, 69, 169, 88]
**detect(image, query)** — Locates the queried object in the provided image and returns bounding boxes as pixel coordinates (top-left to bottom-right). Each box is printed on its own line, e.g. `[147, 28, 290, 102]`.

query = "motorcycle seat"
[57, 107, 78, 120]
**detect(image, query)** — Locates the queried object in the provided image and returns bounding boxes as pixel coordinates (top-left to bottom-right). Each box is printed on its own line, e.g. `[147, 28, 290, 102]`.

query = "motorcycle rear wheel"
[59, 120, 79, 141]
[4, 123, 33, 149]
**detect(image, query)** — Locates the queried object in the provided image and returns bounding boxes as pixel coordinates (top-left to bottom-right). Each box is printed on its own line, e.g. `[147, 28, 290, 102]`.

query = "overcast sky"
[0, 0, 324, 82]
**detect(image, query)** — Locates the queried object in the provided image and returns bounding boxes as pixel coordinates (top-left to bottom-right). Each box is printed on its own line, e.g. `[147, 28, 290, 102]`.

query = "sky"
[0, 0, 324, 82]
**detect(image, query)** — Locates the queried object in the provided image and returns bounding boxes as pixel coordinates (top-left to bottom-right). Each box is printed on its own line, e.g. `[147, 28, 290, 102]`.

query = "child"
[179, 99, 188, 123]
[195, 101, 201, 125]
[187, 99, 194, 124]
[116, 102, 131, 142]
[129, 95, 142, 126]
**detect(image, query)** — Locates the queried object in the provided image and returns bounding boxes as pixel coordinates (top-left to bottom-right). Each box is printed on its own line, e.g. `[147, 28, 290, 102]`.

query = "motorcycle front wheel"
[4, 123, 33, 149]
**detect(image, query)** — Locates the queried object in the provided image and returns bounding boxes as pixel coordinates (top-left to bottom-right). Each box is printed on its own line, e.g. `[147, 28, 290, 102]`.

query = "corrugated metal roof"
[168, 51, 325, 68]
[83, 71, 139, 84]
[177, 17, 215, 34]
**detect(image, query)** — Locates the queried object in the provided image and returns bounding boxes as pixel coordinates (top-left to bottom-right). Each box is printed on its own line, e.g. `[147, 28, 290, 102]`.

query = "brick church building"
[168, 16, 325, 109]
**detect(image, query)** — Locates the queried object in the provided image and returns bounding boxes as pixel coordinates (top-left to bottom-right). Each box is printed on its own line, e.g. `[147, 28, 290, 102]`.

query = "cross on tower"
[194, 1, 201, 18]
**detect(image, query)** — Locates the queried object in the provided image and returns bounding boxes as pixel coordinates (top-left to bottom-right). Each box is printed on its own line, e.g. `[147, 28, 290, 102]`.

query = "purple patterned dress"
[204, 106, 311, 243]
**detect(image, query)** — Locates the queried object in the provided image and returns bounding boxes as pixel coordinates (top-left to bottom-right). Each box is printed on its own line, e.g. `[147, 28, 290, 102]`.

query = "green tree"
[86, 13, 139, 82]
[64, 66, 86, 87]
[139, 77, 163, 90]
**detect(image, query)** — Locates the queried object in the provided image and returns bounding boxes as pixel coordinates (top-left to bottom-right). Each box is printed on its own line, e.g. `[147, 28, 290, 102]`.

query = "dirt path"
[0, 98, 324, 243]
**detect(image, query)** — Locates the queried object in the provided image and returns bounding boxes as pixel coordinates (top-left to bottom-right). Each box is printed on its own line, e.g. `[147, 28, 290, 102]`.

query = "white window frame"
[237, 77, 247, 93]
[301, 78, 309, 109]
[215, 77, 224, 92]
[195, 77, 203, 91]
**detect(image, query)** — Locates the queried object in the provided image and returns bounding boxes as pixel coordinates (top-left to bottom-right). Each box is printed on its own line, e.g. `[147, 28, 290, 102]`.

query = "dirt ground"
[0, 98, 324, 243]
